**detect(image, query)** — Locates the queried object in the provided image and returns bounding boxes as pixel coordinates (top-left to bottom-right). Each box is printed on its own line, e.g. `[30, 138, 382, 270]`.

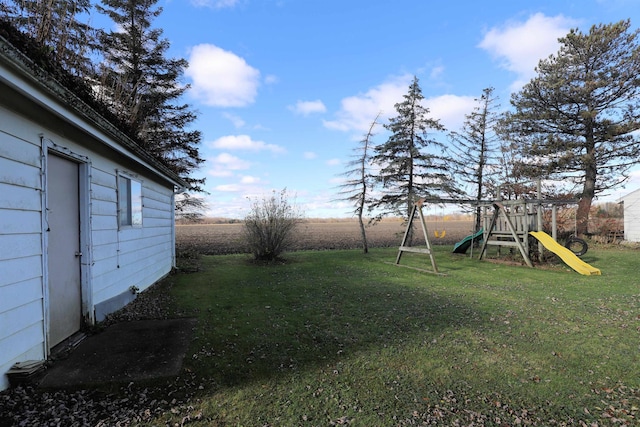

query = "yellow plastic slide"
[529, 231, 601, 275]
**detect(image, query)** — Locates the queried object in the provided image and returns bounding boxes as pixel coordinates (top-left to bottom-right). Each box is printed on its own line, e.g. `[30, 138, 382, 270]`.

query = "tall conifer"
[371, 76, 456, 222]
[449, 87, 501, 230]
[3, 0, 96, 76]
[97, 0, 205, 193]
[499, 20, 640, 234]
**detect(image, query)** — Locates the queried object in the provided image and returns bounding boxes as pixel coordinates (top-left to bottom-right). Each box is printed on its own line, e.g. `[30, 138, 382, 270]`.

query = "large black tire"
[565, 237, 588, 256]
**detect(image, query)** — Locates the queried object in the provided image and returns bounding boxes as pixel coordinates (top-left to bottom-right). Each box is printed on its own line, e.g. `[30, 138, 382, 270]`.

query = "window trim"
[117, 171, 143, 229]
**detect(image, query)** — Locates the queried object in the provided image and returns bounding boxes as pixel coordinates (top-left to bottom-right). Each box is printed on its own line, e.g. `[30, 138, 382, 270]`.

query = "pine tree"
[499, 20, 640, 235]
[96, 0, 205, 193]
[371, 76, 456, 225]
[449, 87, 501, 230]
[3, 0, 96, 77]
[0, 2, 15, 16]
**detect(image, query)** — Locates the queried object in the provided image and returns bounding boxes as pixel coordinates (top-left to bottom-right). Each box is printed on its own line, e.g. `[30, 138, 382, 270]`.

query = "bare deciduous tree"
[334, 112, 381, 253]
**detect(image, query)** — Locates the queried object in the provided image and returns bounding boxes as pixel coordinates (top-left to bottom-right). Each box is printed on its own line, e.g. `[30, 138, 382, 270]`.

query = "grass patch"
[151, 246, 640, 425]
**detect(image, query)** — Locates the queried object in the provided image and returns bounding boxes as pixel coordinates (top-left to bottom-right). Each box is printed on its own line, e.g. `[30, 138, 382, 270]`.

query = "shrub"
[243, 189, 303, 261]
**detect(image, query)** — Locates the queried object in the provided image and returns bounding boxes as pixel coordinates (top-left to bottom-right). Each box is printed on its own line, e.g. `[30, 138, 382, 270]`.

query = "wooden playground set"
[395, 183, 601, 276]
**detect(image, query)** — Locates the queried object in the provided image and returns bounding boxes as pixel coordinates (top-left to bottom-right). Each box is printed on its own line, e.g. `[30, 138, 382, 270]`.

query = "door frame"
[42, 138, 93, 354]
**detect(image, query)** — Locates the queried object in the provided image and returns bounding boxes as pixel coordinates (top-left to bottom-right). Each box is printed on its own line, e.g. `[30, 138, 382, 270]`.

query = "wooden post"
[478, 204, 499, 260]
[552, 205, 557, 241]
[536, 180, 543, 258]
[395, 200, 440, 274]
[497, 202, 533, 267]
[479, 202, 533, 268]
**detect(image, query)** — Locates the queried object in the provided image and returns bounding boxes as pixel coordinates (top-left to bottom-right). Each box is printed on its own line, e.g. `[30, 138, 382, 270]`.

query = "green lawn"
[157, 246, 640, 426]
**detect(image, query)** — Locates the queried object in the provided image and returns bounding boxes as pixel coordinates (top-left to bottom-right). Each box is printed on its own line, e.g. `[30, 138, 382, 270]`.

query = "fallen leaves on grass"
[592, 384, 639, 426]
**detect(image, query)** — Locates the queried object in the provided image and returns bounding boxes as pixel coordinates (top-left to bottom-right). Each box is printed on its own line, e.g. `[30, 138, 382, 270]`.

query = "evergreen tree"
[335, 112, 381, 253]
[175, 193, 207, 223]
[449, 87, 501, 230]
[499, 20, 640, 235]
[493, 136, 528, 198]
[371, 76, 457, 242]
[0, 3, 15, 16]
[3, 0, 96, 77]
[96, 0, 205, 192]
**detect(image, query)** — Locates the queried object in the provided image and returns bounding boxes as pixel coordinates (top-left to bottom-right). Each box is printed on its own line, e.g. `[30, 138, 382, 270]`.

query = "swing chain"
[434, 206, 446, 238]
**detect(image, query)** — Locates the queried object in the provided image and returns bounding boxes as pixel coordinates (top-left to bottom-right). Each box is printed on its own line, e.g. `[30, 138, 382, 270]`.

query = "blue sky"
[139, 0, 640, 218]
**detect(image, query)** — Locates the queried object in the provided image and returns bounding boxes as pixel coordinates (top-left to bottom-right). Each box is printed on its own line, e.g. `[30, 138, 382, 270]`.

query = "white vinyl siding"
[0, 127, 177, 391]
[0, 127, 176, 390]
[88, 162, 174, 305]
[622, 189, 640, 242]
[1, 41, 180, 391]
[0, 115, 47, 391]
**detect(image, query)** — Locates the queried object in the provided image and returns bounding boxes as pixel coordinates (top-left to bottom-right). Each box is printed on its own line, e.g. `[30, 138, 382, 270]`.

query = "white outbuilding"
[620, 188, 640, 242]
[0, 34, 187, 389]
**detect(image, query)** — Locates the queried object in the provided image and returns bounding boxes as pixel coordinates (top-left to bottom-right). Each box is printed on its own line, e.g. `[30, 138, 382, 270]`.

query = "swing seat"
[434, 230, 446, 238]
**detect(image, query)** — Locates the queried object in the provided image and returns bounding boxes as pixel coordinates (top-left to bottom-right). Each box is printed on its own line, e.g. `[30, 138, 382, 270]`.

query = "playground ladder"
[478, 202, 534, 267]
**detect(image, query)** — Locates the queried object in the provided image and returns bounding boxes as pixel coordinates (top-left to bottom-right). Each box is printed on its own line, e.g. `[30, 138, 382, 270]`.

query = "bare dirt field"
[176, 218, 475, 255]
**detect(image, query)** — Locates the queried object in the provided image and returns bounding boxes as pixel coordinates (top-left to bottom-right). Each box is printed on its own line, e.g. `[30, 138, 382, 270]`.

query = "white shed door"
[47, 154, 82, 348]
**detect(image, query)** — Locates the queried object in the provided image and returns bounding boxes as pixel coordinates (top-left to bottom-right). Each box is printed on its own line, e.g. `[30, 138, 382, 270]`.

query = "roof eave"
[0, 35, 189, 190]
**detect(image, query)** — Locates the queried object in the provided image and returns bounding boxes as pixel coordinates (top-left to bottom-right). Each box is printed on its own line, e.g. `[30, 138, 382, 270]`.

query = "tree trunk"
[577, 159, 597, 236]
[357, 212, 368, 254]
[577, 121, 597, 236]
[576, 196, 592, 236]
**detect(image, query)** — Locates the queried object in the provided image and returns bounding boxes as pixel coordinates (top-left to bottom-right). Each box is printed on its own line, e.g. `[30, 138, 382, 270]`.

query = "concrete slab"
[39, 318, 197, 388]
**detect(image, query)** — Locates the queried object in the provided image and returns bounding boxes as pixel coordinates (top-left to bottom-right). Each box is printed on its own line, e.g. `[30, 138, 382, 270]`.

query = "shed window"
[118, 175, 142, 227]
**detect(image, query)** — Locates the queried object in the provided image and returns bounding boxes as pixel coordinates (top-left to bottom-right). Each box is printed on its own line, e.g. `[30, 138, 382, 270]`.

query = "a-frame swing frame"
[395, 199, 441, 274]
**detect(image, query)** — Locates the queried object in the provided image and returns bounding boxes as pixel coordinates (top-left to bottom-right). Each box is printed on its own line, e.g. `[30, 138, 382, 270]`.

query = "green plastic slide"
[452, 228, 484, 254]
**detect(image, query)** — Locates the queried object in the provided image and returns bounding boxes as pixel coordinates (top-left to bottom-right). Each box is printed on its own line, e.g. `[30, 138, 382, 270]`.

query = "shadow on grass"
[174, 252, 491, 390]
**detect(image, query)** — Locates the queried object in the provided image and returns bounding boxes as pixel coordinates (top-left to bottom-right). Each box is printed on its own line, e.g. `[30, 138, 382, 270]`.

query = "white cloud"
[425, 94, 477, 132]
[478, 13, 579, 90]
[322, 73, 476, 134]
[207, 178, 269, 212]
[190, 0, 240, 9]
[303, 151, 318, 159]
[186, 44, 260, 107]
[240, 175, 261, 184]
[208, 170, 233, 178]
[289, 100, 327, 116]
[222, 112, 246, 128]
[264, 74, 279, 85]
[324, 74, 412, 133]
[214, 184, 242, 192]
[326, 158, 341, 166]
[429, 65, 445, 80]
[208, 153, 251, 177]
[209, 135, 286, 153]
